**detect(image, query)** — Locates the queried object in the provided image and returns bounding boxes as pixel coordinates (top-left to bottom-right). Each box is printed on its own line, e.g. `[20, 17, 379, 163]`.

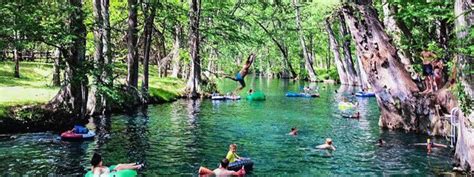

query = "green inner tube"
[84, 165, 138, 177]
[246, 91, 266, 101]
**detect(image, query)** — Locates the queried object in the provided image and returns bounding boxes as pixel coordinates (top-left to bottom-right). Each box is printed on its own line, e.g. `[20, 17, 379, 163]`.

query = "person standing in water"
[316, 138, 336, 151]
[225, 54, 256, 93]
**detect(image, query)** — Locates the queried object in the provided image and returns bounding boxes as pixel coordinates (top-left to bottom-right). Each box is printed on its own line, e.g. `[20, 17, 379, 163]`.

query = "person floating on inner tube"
[226, 144, 249, 163]
[316, 138, 336, 151]
[224, 54, 256, 93]
[198, 159, 245, 176]
[90, 153, 143, 176]
[288, 127, 298, 136]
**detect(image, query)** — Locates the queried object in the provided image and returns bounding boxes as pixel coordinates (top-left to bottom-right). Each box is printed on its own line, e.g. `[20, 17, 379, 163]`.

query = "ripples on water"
[0, 78, 453, 176]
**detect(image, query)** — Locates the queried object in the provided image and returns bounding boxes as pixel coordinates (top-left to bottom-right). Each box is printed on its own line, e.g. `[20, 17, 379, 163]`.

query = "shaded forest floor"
[0, 61, 185, 118]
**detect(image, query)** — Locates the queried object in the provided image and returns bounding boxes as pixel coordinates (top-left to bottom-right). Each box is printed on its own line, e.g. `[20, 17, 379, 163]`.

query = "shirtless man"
[198, 159, 245, 176]
[316, 138, 336, 151]
[225, 54, 256, 93]
[420, 50, 437, 93]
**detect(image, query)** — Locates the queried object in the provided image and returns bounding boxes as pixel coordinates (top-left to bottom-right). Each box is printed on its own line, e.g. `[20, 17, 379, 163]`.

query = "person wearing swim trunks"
[225, 54, 256, 93]
[421, 50, 436, 93]
[198, 159, 245, 176]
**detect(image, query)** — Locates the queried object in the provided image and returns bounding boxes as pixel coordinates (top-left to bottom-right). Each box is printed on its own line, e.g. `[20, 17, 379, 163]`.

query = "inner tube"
[228, 159, 254, 172]
[246, 91, 266, 101]
[285, 92, 319, 98]
[84, 165, 138, 177]
[338, 102, 356, 110]
[355, 92, 375, 97]
[61, 131, 95, 141]
[211, 95, 240, 100]
[341, 114, 359, 119]
[211, 96, 225, 100]
[224, 96, 241, 100]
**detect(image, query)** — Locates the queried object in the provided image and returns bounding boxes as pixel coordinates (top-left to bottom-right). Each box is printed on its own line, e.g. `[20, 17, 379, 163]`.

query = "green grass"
[0, 61, 185, 117]
[0, 62, 59, 118]
[149, 77, 185, 101]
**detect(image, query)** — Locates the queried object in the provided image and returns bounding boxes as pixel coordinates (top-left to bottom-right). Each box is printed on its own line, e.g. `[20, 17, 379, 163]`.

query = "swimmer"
[316, 138, 336, 151]
[288, 127, 298, 136]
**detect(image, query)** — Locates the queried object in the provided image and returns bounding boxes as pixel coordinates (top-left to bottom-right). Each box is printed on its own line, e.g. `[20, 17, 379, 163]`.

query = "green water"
[0, 78, 453, 176]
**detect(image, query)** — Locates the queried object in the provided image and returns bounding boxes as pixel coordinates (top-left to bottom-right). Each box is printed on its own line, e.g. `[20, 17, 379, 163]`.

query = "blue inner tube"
[355, 92, 375, 97]
[285, 92, 318, 98]
[228, 159, 254, 171]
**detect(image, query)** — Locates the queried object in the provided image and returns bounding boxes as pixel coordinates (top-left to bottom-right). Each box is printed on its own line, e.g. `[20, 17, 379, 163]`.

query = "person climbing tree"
[224, 53, 256, 93]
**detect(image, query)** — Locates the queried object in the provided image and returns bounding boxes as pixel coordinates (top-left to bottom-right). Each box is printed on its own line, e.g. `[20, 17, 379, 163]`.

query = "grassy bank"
[0, 61, 185, 118]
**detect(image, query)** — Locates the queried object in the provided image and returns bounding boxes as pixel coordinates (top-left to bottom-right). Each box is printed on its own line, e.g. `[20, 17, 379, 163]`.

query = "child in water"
[226, 144, 245, 163]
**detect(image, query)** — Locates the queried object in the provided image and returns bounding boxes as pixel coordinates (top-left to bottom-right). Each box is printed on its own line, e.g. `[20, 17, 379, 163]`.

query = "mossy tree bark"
[342, 2, 437, 131]
[171, 24, 183, 78]
[454, 0, 474, 170]
[53, 48, 61, 86]
[126, 0, 139, 88]
[142, 0, 156, 98]
[49, 0, 88, 120]
[338, 13, 359, 85]
[325, 19, 348, 84]
[186, 0, 201, 99]
[87, 0, 113, 115]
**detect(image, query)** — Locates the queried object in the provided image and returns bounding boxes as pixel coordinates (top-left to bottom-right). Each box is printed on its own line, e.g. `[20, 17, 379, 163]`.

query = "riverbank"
[0, 61, 185, 133]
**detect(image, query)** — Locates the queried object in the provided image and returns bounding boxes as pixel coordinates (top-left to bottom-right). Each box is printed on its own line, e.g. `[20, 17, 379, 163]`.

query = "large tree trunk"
[126, 0, 139, 88]
[171, 24, 182, 78]
[356, 54, 370, 89]
[53, 48, 61, 86]
[49, 0, 88, 120]
[293, 0, 317, 82]
[186, 0, 201, 98]
[142, 0, 155, 96]
[87, 0, 105, 116]
[338, 13, 359, 85]
[102, 0, 112, 85]
[454, 0, 474, 171]
[325, 19, 348, 84]
[342, 3, 435, 131]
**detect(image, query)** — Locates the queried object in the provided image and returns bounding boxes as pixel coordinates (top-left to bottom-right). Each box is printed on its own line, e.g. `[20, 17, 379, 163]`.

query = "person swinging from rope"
[224, 53, 256, 93]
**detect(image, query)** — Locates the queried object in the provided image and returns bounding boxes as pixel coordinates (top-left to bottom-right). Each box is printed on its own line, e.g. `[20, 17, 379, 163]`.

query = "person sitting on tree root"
[224, 53, 256, 93]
